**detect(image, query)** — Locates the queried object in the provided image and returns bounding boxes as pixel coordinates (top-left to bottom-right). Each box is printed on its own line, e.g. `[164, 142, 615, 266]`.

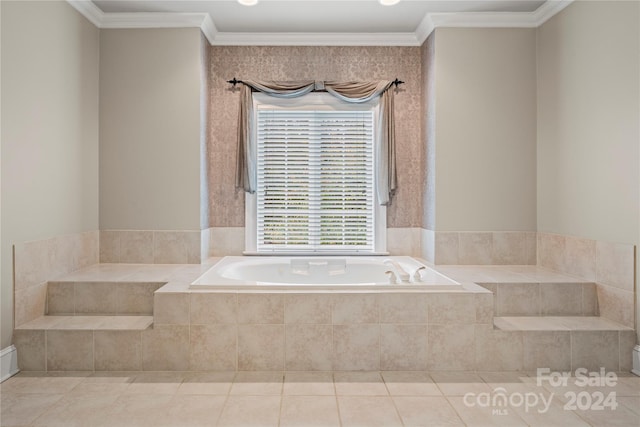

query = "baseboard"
[632, 345, 640, 377]
[0, 345, 19, 382]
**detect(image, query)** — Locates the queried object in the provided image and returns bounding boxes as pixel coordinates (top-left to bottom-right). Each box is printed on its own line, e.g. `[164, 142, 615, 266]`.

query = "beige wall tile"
[120, 231, 153, 263]
[475, 324, 523, 371]
[434, 232, 458, 264]
[523, 331, 571, 372]
[496, 283, 540, 316]
[564, 236, 596, 280]
[458, 232, 492, 265]
[387, 228, 420, 257]
[540, 283, 583, 316]
[99, 231, 120, 263]
[153, 231, 189, 264]
[284, 294, 332, 324]
[492, 232, 526, 264]
[582, 283, 598, 315]
[380, 324, 428, 370]
[74, 282, 118, 314]
[571, 330, 620, 372]
[151, 231, 202, 264]
[190, 293, 236, 324]
[421, 229, 435, 264]
[524, 232, 537, 265]
[237, 294, 284, 324]
[237, 324, 284, 370]
[475, 293, 494, 324]
[79, 231, 100, 268]
[46, 330, 94, 371]
[117, 282, 162, 315]
[47, 282, 75, 315]
[285, 324, 332, 371]
[332, 294, 378, 324]
[596, 241, 635, 291]
[428, 294, 476, 324]
[154, 293, 190, 325]
[13, 329, 46, 371]
[596, 284, 635, 329]
[141, 325, 189, 371]
[14, 239, 52, 290]
[379, 294, 428, 324]
[190, 324, 237, 371]
[333, 324, 379, 371]
[185, 231, 202, 264]
[15, 283, 47, 327]
[209, 227, 245, 256]
[427, 324, 475, 371]
[538, 233, 565, 271]
[619, 330, 637, 372]
[94, 331, 142, 371]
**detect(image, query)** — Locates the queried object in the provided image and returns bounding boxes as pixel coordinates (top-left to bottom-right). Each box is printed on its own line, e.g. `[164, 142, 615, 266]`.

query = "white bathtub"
[190, 256, 461, 291]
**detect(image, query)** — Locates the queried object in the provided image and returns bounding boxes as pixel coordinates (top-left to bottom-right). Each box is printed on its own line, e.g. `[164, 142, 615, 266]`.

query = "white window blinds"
[256, 109, 375, 253]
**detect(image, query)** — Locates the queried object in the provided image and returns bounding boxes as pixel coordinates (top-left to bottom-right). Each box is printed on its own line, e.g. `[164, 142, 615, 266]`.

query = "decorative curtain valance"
[235, 79, 398, 206]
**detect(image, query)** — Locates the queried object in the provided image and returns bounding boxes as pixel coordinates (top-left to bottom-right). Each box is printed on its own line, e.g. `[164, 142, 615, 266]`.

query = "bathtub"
[190, 256, 461, 291]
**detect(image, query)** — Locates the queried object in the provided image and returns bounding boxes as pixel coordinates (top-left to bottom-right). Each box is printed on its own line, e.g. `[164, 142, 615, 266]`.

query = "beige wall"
[0, 1, 99, 349]
[208, 46, 423, 228]
[537, 0, 639, 245]
[537, 0, 640, 338]
[431, 28, 538, 232]
[100, 28, 204, 231]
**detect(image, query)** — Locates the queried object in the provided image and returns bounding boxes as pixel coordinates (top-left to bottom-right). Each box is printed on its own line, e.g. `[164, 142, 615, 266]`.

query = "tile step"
[494, 316, 633, 332]
[15, 315, 153, 331]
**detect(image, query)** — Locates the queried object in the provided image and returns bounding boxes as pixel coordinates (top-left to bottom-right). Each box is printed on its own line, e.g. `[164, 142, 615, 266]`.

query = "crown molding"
[210, 32, 420, 46]
[415, 0, 574, 44]
[67, 0, 573, 47]
[67, 0, 104, 27]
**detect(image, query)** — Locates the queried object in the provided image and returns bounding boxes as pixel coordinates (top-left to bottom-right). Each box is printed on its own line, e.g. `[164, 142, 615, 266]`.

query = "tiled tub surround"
[13, 231, 99, 328]
[12, 262, 635, 373]
[99, 230, 208, 264]
[421, 230, 537, 265]
[208, 227, 534, 262]
[537, 232, 636, 329]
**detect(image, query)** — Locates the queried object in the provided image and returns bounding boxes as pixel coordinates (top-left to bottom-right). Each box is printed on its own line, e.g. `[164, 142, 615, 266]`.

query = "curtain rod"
[226, 78, 404, 87]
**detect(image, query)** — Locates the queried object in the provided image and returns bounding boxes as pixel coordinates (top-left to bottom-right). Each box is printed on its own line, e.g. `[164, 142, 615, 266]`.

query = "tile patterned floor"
[1, 370, 638, 426]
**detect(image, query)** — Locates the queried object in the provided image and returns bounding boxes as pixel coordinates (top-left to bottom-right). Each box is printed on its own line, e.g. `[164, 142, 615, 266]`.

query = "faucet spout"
[383, 259, 410, 282]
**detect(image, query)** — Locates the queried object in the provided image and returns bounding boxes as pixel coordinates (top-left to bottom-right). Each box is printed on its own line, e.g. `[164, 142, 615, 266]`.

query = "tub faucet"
[385, 270, 399, 284]
[412, 266, 426, 282]
[383, 259, 410, 282]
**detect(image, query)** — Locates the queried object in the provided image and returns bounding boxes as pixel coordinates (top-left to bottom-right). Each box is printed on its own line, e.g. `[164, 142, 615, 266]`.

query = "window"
[245, 93, 386, 254]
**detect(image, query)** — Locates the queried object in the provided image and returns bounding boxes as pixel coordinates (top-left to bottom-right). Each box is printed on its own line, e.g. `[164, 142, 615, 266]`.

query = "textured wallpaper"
[207, 46, 423, 228]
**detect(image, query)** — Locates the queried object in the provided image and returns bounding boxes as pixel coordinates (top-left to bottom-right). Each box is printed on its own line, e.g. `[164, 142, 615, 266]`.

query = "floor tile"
[382, 371, 442, 396]
[334, 371, 388, 396]
[217, 395, 281, 427]
[337, 396, 402, 427]
[431, 372, 492, 396]
[229, 371, 283, 395]
[283, 372, 335, 396]
[280, 395, 341, 427]
[0, 393, 64, 427]
[447, 396, 528, 426]
[393, 396, 464, 426]
[177, 372, 235, 395]
[31, 395, 119, 427]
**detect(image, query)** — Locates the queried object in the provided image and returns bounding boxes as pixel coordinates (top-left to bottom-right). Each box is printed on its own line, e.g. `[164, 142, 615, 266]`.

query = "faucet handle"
[412, 266, 426, 282]
[385, 270, 398, 284]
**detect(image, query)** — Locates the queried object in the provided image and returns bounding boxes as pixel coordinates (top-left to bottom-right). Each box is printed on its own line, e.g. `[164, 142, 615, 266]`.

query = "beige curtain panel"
[235, 79, 398, 206]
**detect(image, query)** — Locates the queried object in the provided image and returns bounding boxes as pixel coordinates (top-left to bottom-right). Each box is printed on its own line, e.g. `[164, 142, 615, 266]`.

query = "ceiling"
[70, 0, 572, 45]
